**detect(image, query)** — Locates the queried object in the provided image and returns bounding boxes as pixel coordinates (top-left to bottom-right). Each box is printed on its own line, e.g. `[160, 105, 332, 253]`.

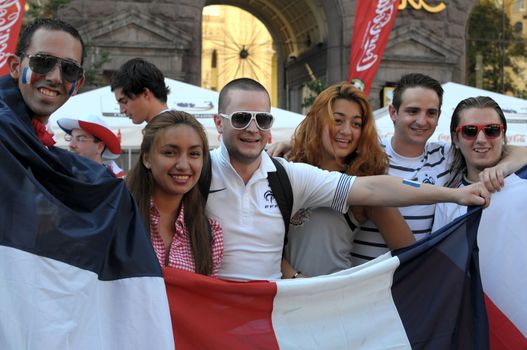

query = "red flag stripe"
[485, 294, 527, 349]
[163, 268, 279, 350]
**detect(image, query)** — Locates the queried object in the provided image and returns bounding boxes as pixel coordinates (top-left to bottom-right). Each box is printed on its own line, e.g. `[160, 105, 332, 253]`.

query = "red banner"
[348, 0, 400, 96]
[0, 0, 26, 76]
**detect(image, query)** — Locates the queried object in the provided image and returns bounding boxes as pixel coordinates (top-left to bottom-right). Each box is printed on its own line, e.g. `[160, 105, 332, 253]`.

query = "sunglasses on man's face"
[24, 54, 84, 83]
[456, 123, 504, 140]
[219, 111, 274, 130]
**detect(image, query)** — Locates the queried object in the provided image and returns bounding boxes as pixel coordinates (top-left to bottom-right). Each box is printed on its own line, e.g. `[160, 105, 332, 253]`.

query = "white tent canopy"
[50, 78, 305, 149]
[374, 82, 527, 146]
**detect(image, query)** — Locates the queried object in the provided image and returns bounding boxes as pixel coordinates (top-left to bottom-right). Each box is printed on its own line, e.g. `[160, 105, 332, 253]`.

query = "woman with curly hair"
[127, 110, 223, 276]
[282, 82, 414, 277]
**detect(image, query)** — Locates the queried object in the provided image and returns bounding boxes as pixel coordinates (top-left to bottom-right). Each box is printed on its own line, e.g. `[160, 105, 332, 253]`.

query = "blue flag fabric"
[392, 207, 489, 349]
[0, 75, 173, 349]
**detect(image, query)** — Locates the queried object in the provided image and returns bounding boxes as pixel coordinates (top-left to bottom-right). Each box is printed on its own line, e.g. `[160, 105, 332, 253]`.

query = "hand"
[267, 141, 292, 157]
[479, 165, 505, 192]
[350, 206, 368, 224]
[457, 182, 491, 208]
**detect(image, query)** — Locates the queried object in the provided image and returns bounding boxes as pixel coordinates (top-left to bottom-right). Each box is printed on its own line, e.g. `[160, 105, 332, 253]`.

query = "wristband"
[292, 271, 302, 279]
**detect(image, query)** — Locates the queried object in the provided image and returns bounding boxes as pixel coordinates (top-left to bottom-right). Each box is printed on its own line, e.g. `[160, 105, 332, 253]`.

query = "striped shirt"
[150, 201, 224, 276]
[351, 138, 453, 265]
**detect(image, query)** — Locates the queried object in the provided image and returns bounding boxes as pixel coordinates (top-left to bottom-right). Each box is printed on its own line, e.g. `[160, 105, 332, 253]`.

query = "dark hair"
[392, 73, 444, 112]
[289, 82, 389, 176]
[126, 110, 213, 275]
[111, 58, 169, 103]
[16, 18, 85, 64]
[447, 96, 508, 186]
[218, 78, 270, 113]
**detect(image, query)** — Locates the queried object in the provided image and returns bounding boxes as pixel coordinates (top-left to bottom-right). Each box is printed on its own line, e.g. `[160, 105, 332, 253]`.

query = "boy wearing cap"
[57, 115, 125, 178]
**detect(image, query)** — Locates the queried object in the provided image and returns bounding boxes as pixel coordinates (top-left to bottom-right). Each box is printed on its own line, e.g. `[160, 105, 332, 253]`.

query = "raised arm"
[366, 207, 415, 250]
[479, 145, 527, 191]
[347, 175, 490, 207]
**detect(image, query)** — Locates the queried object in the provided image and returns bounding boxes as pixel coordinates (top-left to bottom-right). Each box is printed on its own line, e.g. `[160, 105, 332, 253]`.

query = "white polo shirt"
[207, 143, 354, 281]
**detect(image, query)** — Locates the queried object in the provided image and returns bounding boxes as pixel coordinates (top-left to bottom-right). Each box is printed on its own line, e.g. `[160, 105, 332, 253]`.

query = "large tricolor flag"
[348, 0, 400, 95]
[0, 77, 174, 349]
[164, 207, 488, 349]
[0, 1, 26, 76]
[435, 166, 527, 349]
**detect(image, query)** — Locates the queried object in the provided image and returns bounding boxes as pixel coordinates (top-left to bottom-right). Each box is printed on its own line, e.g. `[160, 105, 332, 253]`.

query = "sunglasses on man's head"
[456, 123, 504, 140]
[24, 53, 84, 83]
[219, 111, 274, 130]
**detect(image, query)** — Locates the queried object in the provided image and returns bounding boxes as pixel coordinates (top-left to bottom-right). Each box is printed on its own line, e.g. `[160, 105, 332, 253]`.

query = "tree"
[302, 79, 326, 109]
[466, 1, 527, 96]
[25, 0, 71, 21]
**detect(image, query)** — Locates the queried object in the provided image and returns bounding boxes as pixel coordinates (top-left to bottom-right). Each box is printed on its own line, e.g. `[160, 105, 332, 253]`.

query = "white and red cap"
[57, 115, 122, 159]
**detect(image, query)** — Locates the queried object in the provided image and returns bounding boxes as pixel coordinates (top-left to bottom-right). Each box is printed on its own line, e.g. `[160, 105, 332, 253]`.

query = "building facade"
[58, 0, 478, 110]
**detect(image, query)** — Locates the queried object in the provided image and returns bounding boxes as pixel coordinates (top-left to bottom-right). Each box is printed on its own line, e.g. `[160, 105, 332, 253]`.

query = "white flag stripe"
[272, 254, 411, 349]
[0, 246, 174, 350]
[478, 174, 527, 337]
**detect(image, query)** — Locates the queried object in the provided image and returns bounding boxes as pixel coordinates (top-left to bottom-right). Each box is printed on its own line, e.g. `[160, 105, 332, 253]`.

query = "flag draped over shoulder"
[164, 207, 489, 349]
[0, 76, 174, 349]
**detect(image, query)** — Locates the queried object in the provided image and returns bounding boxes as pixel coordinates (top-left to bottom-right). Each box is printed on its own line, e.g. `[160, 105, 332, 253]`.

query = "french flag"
[476, 167, 527, 349]
[165, 207, 489, 349]
[0, 97, 173, 349]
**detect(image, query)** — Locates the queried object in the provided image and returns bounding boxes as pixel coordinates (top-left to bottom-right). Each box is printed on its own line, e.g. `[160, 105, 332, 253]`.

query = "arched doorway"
[201, 5, 278, 105]
[202, 0, 337, 111]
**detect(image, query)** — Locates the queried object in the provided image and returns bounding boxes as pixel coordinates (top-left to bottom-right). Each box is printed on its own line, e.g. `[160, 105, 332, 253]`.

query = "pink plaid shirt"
[149, 200, 223, 277]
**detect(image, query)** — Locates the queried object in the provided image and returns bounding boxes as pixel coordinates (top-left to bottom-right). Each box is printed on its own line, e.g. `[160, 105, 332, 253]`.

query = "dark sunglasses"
[220, 111, 274, 130]
[456, 123, 504, 140]
[24, 53, 84, 83]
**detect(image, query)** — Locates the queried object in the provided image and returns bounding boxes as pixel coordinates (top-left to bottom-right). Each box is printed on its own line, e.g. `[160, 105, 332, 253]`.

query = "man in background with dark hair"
[111, 58, 170, 124]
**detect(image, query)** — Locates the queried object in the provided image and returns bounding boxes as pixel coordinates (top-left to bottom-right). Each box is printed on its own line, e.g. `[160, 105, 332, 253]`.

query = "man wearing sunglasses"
[4, 20, 85, 127]
[111, 58, 170, 124]
[207, 78, 492, 282]
[0, 19, 174, 348]
[350, 73, 527, 266]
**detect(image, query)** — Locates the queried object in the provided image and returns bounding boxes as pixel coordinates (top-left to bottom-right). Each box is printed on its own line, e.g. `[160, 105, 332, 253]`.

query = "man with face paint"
[3, 18, 85, 144]
[0, 19, 173, 348]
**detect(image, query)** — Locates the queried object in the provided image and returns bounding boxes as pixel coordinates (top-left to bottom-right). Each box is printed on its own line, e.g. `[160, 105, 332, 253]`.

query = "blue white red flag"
[435, 166, 527, 349]
[164, 207, 489, 349]
[0, 76, 174, 349]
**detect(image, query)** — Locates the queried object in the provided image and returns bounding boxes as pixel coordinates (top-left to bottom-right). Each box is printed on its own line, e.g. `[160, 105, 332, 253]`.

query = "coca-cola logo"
[0, 0, 23, 70]
[356, 0, 397, 72]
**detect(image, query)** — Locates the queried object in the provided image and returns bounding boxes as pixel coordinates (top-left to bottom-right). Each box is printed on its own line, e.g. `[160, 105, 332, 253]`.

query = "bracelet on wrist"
[292, 271, 302, 279]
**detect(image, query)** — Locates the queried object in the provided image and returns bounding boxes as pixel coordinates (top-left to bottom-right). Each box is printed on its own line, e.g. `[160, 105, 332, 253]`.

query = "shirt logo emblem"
[264, 190, 278, 209]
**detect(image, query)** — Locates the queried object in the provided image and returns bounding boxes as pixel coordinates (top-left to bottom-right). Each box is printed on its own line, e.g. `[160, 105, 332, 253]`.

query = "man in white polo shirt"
[207, 78, 490, 281]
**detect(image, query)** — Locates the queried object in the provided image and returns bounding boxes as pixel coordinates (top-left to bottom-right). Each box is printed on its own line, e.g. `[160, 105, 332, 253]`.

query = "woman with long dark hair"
[127, 110, 223, 276]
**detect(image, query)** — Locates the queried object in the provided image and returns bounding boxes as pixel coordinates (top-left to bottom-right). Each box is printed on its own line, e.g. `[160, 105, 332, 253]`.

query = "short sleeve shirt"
[206, 143, 355, 281]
